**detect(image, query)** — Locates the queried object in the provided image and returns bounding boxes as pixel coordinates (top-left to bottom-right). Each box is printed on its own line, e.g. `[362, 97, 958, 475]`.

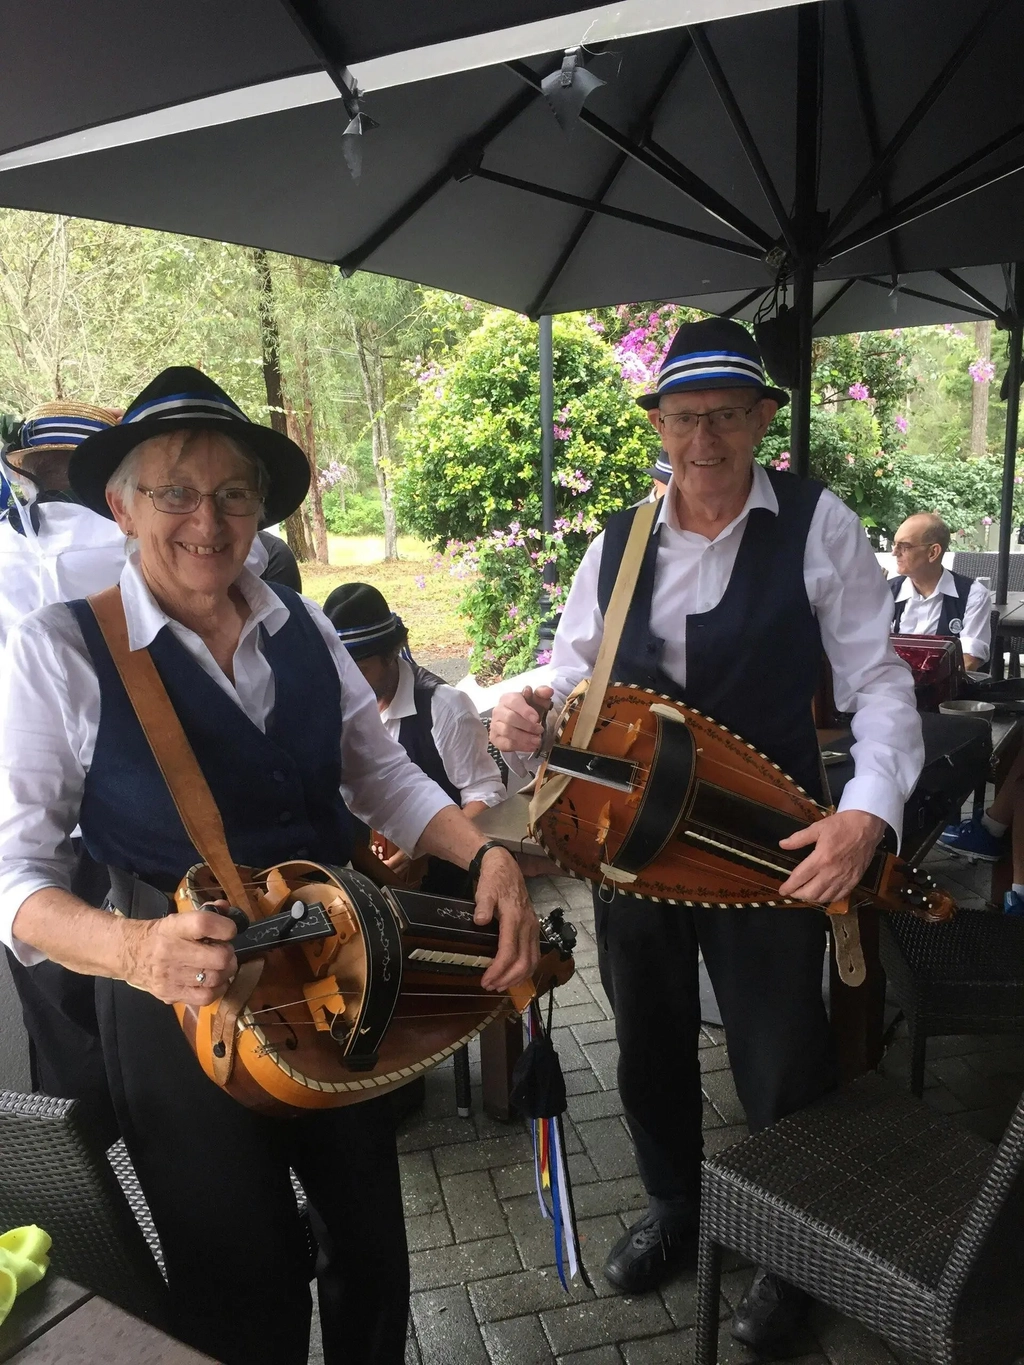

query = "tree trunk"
[250, 247, 312, 561]
[285, 394, 328, 565]
[352, 320, 399, 561]
[970, 319, 993, 458]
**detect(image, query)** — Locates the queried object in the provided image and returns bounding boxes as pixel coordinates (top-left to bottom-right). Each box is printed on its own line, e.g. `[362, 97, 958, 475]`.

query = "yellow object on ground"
[0, 1226, 51, 1325]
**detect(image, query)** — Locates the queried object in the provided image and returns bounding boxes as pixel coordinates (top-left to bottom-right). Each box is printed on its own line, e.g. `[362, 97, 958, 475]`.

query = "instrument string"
[246, 989, 516, 1018]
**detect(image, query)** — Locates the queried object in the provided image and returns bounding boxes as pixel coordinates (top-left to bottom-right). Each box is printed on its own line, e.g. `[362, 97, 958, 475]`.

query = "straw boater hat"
[636, 317, 789, 411]
[68, 366, 310, 524]
[3, 402, 120, 487]
[323, 583, 408, 661]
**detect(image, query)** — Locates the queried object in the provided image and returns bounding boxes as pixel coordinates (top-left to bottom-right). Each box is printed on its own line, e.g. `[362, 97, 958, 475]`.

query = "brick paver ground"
[309, 845, 1024, 1365]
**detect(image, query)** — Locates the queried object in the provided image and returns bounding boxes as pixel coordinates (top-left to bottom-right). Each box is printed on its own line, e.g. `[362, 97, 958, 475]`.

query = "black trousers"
[96, 978, 409, 1365]
[594, 888, 836, 1226]
[4, 845, 119, 1147]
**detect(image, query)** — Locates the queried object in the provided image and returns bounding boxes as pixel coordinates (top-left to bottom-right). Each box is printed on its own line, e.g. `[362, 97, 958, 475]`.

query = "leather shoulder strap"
[86, 585, 253, 912]
[530, 499, 657, 829]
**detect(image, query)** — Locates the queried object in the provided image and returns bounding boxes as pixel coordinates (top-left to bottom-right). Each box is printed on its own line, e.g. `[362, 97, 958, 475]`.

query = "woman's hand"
[473, 848, 541, 992]
[121, 907, 237, 1006]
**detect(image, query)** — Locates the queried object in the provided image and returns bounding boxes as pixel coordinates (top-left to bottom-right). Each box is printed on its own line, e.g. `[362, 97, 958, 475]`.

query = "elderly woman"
[0, 367, 538, 1365]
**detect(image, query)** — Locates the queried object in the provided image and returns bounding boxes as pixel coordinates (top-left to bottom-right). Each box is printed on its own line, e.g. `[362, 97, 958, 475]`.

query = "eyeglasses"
[656, 404, 757, 438]
[893, 540, 935, 554]
[138, 485, 264, 516]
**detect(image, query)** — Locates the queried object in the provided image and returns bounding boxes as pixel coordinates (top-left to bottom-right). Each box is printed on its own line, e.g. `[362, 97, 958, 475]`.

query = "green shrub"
[394, 310, 654, 547]
[321, 488, 387, 536]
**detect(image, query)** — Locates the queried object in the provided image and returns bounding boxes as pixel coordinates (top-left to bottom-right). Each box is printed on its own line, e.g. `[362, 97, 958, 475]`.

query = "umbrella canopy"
[675, 266, 1022, 337]
[0, 0, 803, 166]
[0, 0, 1021, 318]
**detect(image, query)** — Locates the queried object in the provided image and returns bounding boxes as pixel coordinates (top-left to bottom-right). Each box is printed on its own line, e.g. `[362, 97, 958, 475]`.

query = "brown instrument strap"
[87, 586, 253, 913]
[530, 499, 658, 828]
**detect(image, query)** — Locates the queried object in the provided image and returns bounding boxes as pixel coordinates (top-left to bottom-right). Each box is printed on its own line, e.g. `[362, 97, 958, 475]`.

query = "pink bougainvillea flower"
[894, 414, 908, 433]
[848, 382, 870, 401]
[536, 649, 553, 665]
[982, 516, 993, 526]
[414, 575, 426, 590]
[845, 453, 856, 465]
[969, 358, 996, 384]
[903, 478, 913, 489]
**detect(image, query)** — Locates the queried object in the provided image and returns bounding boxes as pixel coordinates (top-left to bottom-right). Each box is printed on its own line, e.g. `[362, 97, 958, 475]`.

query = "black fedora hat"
[323, 582, 408, 661]
[636, 317, 788, 411]
[68, 366, 310, 523]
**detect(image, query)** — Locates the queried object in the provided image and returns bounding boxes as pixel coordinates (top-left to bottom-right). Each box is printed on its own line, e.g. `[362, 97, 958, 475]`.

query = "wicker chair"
[694, 1073, 1024, 1365]
[0, 1090, 167, 1325]
[879, 910, 1024, 1097]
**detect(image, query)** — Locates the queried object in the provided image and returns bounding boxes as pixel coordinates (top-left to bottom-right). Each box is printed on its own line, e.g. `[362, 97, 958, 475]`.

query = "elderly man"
[491, 318, 924, 1354]
[889, 512, 991, 670]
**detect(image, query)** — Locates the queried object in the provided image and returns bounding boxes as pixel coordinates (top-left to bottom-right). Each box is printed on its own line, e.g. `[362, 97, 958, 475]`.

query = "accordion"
[890, 634, 966, 712]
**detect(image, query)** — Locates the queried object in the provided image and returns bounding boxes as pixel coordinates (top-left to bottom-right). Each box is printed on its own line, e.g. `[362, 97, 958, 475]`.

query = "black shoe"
[603, 1214, 696, 1294]
[730, 1268, 809, 1351]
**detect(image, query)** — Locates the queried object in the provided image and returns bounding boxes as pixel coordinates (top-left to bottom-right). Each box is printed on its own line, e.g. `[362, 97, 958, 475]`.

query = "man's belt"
[106, 867, 173, 921]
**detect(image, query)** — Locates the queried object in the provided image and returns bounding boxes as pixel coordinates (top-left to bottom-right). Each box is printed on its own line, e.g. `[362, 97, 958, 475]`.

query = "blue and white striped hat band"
[124, 392, 247, 425]
[657, 349, 765, 395]
[15, 402, 118, 453]
[649, 455, 673, 481]
[334, 613, 404, 650]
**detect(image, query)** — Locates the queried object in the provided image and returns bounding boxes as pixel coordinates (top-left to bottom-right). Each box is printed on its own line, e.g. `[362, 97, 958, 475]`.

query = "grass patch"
[300, 535, 469, 659]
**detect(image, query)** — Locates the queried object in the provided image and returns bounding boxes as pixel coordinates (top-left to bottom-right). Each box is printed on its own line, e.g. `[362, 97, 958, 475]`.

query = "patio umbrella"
[2, 0, 1023, 582]
[0, 0, 805, 166]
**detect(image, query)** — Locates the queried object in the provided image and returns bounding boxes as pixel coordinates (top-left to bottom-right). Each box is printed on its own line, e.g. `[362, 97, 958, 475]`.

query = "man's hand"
[473, 848, 541, 992]
[489, 685, 554, 755]
[777, 810, 886, 906]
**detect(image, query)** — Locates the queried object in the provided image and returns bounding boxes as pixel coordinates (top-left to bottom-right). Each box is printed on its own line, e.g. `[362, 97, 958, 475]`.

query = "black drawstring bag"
[510, 994, 566, 1119]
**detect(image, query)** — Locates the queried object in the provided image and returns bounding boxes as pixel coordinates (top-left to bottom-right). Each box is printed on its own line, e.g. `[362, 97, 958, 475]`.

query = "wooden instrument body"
[533, 684, 954, 923]
[173, 860, 573, 1116]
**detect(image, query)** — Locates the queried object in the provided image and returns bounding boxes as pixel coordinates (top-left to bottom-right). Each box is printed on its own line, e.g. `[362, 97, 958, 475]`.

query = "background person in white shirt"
[0, 366, 538, 1365]
[324, 581, 506, 895]
[490, 317, 923, 1352]
[0, 401, 125, 1146]
[889, 512, 992, 669]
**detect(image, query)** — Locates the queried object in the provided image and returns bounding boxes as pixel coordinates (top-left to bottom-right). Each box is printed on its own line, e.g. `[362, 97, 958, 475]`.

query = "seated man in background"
[324, 582, 506, 894]
[889, 512, 991, 670]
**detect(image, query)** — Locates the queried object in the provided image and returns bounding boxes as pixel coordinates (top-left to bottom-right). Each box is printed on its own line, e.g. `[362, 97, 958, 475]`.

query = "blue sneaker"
[1004, 891, 1024, 916]
[938, 817, 1007, 862]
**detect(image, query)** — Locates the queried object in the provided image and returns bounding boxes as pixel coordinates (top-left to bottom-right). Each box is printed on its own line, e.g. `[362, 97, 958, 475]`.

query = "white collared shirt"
[892, 568, 992, 663]
[550, 463, 924, 841]
[0, 554, 454, 963]
[380, 656, 505, 807]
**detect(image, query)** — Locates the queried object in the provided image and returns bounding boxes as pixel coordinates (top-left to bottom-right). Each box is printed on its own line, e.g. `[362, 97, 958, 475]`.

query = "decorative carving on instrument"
[173, 860, 575, 1116]
[531, 684, 955, 929]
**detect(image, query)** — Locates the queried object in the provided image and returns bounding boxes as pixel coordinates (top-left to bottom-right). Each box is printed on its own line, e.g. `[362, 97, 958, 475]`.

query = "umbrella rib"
[721, 286, 770, 319]
[336, 83, 543, 275]
[857, 275, 996, 320]
[526, 35, 695, 317]
[826, 0, 1013, 246]
[687, 25, 796, 256]
[936, 269, 1005, 319]
[471, 167, 761, 259]
[826, 146, 1024, 263]
[505, 60, 772, 252]
[276, 0, 358, 114]
[840, 1, 902, 285]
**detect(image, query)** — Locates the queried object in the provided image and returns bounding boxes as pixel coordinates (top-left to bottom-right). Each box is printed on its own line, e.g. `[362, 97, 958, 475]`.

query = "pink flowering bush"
[446, 509, 600, 677]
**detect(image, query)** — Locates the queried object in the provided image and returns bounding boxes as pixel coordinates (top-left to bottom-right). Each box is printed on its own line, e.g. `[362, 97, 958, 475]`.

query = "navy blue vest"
[68, 585, 354, 891]
[597, 468, 826, 800]
[396, 664, 462, 807]
[889, 571, 973, 638]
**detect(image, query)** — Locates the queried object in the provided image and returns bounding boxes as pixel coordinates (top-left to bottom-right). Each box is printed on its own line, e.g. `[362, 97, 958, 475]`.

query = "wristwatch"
[467, 840, 511, 883]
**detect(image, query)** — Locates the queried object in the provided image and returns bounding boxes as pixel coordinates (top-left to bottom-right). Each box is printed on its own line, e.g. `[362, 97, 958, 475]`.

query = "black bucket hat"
[636, 317, 789, 411]
[323, 582, 408, 661]
[68, 365, 310, 523]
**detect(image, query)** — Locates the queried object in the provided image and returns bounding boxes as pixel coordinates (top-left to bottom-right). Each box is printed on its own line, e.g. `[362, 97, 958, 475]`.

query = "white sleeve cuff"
[958, 634, 989, 663]
[836, 776, 905, 852]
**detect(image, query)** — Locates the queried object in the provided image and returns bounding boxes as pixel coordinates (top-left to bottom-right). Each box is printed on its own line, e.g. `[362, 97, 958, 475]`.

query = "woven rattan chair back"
[0, 1090, 168, 1325]
[936, 1084, 1024, 1364]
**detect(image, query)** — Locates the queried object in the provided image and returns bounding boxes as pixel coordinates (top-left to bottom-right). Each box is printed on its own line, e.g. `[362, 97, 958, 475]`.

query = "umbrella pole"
[790, 257, 815, 478]
[995, 266, 1024, 605]
[538, 314, 557, 657]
